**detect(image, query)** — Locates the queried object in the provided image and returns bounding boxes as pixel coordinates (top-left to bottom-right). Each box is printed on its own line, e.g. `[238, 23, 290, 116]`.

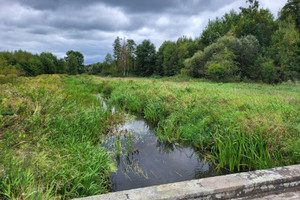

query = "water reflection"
[102, 114, 219, 192]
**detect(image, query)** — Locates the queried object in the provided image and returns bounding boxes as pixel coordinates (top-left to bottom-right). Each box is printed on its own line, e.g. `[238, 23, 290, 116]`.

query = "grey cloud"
[0, 0, 286, 64]
[102, 0, 237, 14]
[13, 0, 236, 14]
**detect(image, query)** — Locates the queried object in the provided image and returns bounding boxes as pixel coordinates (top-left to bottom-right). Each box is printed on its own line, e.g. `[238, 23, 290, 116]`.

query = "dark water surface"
[99, 95, 219, 192]
[102, 115, 219, 191]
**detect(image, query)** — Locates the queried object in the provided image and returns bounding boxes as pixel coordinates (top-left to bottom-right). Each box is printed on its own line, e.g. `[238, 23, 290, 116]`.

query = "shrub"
[0, 74, 18, 84]
[181, 51, 205, 77]
[181, 35, 260, 80]
[206, 63, 228, 82]
[261, 61, 278, 84]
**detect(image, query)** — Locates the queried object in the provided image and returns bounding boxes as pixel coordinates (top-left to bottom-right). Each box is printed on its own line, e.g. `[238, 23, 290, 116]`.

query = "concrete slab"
[74, 165, 300, 200]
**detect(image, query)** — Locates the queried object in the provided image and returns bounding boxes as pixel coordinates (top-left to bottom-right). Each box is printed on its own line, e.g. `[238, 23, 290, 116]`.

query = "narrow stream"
[99, 95, 219, 191]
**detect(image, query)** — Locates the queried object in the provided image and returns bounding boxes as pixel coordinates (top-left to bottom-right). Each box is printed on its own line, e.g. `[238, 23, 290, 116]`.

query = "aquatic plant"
[126, 133, 132, 157]
[115, 136, 122, 157]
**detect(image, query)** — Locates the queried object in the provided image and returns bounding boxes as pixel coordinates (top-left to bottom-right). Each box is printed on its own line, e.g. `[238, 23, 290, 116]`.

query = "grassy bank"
[0, 75, 121, 199]
[95, 77, 300, 172]
[1, 75, 299, 199]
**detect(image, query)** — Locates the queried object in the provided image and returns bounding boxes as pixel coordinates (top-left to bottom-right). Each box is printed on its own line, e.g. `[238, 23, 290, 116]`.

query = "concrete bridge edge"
[74, 164, 300, 200]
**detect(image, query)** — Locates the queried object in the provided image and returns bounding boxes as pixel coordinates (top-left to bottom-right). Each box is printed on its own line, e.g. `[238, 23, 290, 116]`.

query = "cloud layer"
[0, 0, 287, 63]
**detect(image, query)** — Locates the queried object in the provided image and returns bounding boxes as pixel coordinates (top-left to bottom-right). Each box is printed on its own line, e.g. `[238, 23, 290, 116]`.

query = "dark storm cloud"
[101, 0, 237, 14]
[0, 0, 286, 63]
[12, 0, 235, 14]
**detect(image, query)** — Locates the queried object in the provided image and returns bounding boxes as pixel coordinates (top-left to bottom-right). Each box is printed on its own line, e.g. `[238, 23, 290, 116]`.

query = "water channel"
[99, 95, 219, 191]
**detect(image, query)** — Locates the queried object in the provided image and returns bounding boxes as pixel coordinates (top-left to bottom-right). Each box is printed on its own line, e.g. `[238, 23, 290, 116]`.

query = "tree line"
[1, 0, 299, 84]
[0, 50, 84, 77]
[90, 0, 299, 83]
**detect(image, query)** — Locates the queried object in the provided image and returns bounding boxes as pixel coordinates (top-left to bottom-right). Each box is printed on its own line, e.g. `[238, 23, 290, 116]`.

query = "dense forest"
[1, 0, 299, 84]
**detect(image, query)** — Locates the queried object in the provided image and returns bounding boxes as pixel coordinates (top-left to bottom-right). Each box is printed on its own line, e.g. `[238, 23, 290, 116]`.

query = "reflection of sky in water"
[99, 95, 219, 192]
[118, 119, 150, 134]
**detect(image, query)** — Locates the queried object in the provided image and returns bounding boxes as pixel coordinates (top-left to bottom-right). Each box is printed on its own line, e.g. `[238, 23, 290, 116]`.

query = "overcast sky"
[0, 0, 287, 64]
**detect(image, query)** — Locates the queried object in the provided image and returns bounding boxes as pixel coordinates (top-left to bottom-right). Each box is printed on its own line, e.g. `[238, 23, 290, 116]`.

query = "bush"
[181, 51, 205, 77]
[181, 35, 260, 80]
[0, 74, 18, 84]
[261, 61, 278, 84]
[206, 63, 228, 82]
[149, 74, 162, 79]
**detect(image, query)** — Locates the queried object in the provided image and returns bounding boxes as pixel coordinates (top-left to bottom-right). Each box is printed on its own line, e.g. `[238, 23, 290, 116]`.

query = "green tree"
[104, 53, 113, 64]
[238, 35, 260, 78]
[181, 35, 259, 79]
[234, 0, 277, 47]
[56, 58, 67, 74]
[261, 61, 278, 84]
[29, 57, 44, 75]
[66, 54, 78, 75]
[156, 37, 198, 76]
[156, 41, 177, 76]
[0, 57, 20, 76]
[279, 0, 300, 30]
[126, 39, 136, 74]
[205, 47, 239, 81]
[88, 63, 103, 75]
[176, 36, 199, 74]
[135, 40, 156, 76]
[156, 41, 168, 75]
[40, 53, 56, 74]
[101, 53, 114, 76]
[18, 60, 39, 76]
[200, 10, 241, 46]
[119, 39, 130, 76]
[66, 50, 84, 73]
[113, 37, 121, 62]
[268, 21, 300, 81]
[182, 51, 205, 77]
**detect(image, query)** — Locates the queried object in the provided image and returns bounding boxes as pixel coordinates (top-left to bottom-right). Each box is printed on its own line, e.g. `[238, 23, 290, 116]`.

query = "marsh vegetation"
[0, 75, 299, 199]
[0, 0, 299, 199]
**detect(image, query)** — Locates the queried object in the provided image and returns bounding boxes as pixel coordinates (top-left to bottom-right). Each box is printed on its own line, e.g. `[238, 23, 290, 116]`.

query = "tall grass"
[93, 76, 300, 172]
[0, 75, 121, 199]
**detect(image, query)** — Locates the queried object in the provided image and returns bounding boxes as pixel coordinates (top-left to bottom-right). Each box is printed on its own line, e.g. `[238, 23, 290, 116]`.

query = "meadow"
[0, 75, 299, 199]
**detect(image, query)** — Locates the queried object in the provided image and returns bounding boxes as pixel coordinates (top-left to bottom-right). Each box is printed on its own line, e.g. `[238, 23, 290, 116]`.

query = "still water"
[99, 95, 219, 191]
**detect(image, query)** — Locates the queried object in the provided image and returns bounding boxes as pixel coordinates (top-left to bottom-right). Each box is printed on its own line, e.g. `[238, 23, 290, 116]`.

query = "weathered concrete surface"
[250, 188, 300, 200]
[75, 165, 300, 200]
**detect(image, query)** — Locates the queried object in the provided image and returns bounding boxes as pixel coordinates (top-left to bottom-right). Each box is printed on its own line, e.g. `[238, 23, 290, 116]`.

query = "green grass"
[1, 75, 299, 199]
[0, 75, 123, 199]
[93, 76, 300, 172]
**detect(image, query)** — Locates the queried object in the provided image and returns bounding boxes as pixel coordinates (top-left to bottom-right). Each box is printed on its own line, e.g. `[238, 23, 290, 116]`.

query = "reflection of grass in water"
[126, 133, 132, 157]
[120, 155, 149, 180]
[150, 169, 158, 179]
[107, 130, 149, 180]
[174, 170, 183, 177]
[134, 163, 149, 179]
[115, 136, 121, 157]
[122, 171, 132, 181]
